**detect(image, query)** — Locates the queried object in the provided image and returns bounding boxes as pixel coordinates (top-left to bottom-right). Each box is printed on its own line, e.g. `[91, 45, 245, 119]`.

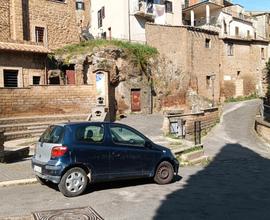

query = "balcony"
[133, 1, 155, 21]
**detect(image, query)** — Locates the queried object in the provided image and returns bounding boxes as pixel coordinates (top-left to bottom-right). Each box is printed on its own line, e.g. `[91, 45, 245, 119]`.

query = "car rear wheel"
[58, 167, 88, 197]
[154, 161, 174, 185]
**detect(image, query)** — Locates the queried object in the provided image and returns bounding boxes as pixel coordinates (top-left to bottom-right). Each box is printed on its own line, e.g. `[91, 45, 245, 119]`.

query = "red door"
[131, 90, 141, 112]
[66, 70, 76, 85]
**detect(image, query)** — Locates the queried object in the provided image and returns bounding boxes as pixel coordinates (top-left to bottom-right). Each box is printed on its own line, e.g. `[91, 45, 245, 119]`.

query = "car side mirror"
[145, 140, 153, 148]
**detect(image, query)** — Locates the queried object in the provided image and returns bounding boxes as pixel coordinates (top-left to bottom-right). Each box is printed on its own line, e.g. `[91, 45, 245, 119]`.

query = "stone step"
[4, 129, 44, 141]
[27, 125, 50, 131]
[0, 121, 51, 132]
[188, 156, 210, 166]
[172, 145, 199, 155]
[0, 114, 88, 125]
[180, 149, 204, 161]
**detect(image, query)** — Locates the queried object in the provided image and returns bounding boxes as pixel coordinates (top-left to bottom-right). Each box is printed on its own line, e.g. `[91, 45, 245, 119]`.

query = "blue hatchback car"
[32, 122, 179, 197]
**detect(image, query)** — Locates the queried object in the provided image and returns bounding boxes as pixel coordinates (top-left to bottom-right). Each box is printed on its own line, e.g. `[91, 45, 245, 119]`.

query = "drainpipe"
[128, 0, 131, 41]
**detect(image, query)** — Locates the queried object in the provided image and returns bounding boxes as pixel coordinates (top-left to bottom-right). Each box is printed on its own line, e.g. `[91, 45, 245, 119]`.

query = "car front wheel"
[154, 161, 174, 185]
[58, 167, 88, 197]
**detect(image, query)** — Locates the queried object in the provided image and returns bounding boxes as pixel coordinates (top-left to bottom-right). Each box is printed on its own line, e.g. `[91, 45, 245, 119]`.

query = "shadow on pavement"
[86, 175, 182, 194]
[44, 173, 182, 195]
[154, 143, 270, 220]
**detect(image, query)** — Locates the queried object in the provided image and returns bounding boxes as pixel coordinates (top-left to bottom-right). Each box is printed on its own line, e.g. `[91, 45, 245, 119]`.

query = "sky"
[233, 0, 270, 11]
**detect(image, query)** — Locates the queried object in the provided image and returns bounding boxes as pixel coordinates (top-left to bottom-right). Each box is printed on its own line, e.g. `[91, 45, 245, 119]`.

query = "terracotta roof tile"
[0, 42, 51, 54]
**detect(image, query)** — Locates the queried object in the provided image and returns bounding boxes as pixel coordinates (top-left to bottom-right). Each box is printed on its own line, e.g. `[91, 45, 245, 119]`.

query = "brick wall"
[182, 108, 220, 139]
[166, 107, 220, 141]
[0, 0, 10, 41]
[0, 85, 96, 117]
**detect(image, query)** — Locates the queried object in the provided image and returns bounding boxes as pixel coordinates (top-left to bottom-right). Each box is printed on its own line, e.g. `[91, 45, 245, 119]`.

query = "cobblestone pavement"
[1, 100, 270, 220]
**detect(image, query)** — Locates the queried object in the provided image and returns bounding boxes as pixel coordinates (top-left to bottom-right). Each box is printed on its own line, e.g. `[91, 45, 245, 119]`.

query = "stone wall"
[146, 24, 220, 111]
[164, 107, 220, 141]
[0, 85, 96, 117]
[0, 0, 10, 41]
[255, 118, 270, 143]
[26, 0, 91, 50]
[221, 39, 268, 98]
[0, 0, 90, 50]
[0, 51, 46, 88]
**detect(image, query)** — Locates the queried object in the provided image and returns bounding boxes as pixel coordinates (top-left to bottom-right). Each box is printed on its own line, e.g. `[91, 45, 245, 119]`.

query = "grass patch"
[225, 93, 258, 103]
[165, 134, 180, 140]
[182, 145, 203, 154]
[55, 39, 158, 70]
[170, 141, 183, 146]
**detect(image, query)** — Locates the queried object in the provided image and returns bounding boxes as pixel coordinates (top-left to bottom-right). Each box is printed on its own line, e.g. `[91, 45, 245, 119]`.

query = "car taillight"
[51, 146, 68, 158]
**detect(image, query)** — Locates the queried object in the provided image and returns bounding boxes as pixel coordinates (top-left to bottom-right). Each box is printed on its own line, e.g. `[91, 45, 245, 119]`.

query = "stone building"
[146, 23, 221, 105]
[220, 37, 268, 98]
[0, 0, 90, 88]
[146, 22, 269, 101]
[251, 12, 270, 41]
[180, 0, 269, 98]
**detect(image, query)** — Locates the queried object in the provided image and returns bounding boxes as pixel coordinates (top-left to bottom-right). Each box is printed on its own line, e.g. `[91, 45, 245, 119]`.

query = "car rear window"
[75, 125, 104, 143]
[39, 125, 65, 144]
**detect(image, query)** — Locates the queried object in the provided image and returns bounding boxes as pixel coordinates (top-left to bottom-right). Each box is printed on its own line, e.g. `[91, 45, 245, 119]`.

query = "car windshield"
[39, 125, 65, 144]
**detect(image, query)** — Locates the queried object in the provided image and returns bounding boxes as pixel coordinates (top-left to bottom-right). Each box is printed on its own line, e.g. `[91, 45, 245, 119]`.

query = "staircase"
[0, 114, 88, 141]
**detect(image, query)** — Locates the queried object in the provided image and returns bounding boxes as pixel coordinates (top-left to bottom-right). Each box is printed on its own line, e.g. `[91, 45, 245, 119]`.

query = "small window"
[98, 10, 102, 28]
[223, 20, 227, 34]
[110, 126, 145, 147]
[237, 71, 241, 78]
[76, 125, 104, 143]
[4, 70, 18, 87]
[101, 6, 105, 18]
[39, 125, 65, 144]
[235, 26, 239, 37]
[35, 26, 45, 43]
[205, 38, 211, 48]
[261, 48, 265, 59]
[33, 76, 41, 85]
[206, 75, 211, 88]
[165, 1, 173, 13]
[247, 30, 250, 38]
[76, 1, 85, 10]
[227, 43, 234, 56]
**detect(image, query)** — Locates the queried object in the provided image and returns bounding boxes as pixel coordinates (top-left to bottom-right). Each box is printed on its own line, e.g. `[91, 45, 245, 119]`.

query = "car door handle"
[112, 152, 121, 157]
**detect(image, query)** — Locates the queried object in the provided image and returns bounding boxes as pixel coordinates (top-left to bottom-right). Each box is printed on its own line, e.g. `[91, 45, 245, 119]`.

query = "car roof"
[54, 121, 127, 127]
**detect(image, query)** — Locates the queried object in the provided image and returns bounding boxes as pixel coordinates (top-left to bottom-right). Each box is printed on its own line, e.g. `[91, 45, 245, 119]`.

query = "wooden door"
[66, 70, 76, 85]
[131, 90, 141, 112]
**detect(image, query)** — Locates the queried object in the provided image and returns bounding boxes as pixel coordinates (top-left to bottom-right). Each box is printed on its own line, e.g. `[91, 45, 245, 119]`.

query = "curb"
[0, 178, 37, 187]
